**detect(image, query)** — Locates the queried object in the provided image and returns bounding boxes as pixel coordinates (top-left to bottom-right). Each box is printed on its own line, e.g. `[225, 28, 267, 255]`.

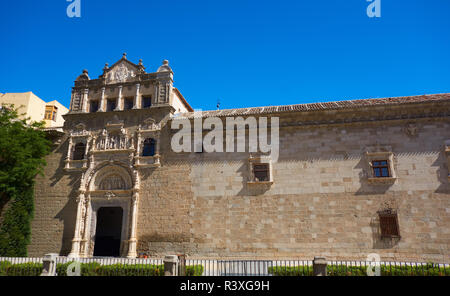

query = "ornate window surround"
[247, 154, 273, 185]
[135, 118, 161, 168]
[64, 123, 91, 171]
[365, 149, 397, 184]
[92, 117, 134, 153]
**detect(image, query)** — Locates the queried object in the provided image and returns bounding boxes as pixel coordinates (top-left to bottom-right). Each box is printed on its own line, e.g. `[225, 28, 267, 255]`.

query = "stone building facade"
[27, 54, 450, 262]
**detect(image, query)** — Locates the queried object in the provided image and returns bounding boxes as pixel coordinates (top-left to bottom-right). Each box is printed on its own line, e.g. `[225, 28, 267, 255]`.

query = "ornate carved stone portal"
[68, 159, 140, 258]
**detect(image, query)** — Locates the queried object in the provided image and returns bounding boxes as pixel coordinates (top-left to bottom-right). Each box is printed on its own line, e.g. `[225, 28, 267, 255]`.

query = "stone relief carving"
[70, 123, 90, 137]
[404, 123, 418, 137]
[157, 81, 170, 103]
[105, 191, 116, 201]
[139, 117, 161, 131]
[95, 128, 131, 151]
[107, 62, 136, 84]
[379, 198, 398, 212]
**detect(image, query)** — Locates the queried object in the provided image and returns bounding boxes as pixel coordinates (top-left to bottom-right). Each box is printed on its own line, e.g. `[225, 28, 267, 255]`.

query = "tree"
[0, 105, 51, 256]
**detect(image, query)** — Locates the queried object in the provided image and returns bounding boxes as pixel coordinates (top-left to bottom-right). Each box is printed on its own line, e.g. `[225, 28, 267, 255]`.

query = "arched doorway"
[68, 162, 140, 259]
[93, 207, 123, 257]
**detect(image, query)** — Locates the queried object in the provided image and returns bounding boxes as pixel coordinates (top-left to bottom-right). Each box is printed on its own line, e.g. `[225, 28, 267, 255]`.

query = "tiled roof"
[174, 93, 450, 119]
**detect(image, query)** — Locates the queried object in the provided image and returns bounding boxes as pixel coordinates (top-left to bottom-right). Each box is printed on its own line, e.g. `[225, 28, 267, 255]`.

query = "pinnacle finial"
[82, 69, 88, 74]
[163, 59, 169, 65]
[122, 52, 127, 59]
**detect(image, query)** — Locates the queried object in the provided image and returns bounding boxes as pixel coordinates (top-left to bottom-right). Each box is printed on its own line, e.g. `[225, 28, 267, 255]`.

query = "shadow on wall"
[433, 151, 450, 194]
[236, 161, 271, 196]
[354, 156, 395, 196]
[49, 137, 81, 256]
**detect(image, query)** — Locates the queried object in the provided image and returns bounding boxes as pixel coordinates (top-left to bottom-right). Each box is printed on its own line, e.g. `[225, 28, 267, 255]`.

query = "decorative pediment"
[106, 115, 125, 131]
[138, 117, 161, 131]
[76, 70, 90, 81]
[75, 123, 86, 130]
[70, 123, 90, 137]
[103, 54, 142, 84]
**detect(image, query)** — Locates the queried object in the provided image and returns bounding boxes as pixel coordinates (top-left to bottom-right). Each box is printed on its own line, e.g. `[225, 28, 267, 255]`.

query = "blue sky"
[0, 0, 449, 111]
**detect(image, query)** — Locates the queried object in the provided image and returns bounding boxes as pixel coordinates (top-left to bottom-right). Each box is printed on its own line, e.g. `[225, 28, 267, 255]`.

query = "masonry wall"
[28, 106, 450, 262]
[136, 117, 450, 262]
[29, 137, 78, 256]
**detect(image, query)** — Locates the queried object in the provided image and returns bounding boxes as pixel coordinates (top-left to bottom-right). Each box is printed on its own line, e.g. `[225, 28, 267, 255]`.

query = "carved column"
[65, 137, 73, 169]
[127, 170, 140, 258]
[136, 132, 142, 155]
[133, 83, 140, 109]
[98, 87, 106, 112]
[115, 85, 123, 111]
[127, 190, 139, 258]
[83, 138, 90, 168]
[68, 191, 85, 258]
[157, 132, 162, 165]
[82, 89, 89, 113]
[80, 194, 92, 257]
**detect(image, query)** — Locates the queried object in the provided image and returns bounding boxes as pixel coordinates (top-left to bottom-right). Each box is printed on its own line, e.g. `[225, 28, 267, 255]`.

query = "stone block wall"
[27, 105, 450, 262]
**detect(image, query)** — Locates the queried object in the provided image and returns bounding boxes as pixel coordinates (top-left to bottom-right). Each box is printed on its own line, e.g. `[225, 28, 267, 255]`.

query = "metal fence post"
[164, 255, 179, 276]
[40, 253, 58, 276]
[178, 254, 186, 276]
[313, 257, 327, 276]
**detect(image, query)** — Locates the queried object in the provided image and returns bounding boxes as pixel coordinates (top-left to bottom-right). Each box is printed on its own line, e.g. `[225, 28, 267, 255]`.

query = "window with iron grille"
[372, 160, 390, 177]
[379, 212, 400, 237]
[253, 163, 270, 182]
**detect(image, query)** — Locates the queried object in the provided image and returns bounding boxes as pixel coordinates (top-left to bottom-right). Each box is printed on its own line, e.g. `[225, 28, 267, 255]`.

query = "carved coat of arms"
[109, 63, 136, 83]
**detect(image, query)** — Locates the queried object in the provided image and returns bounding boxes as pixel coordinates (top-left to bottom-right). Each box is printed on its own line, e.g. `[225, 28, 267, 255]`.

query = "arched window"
[142, 138, 156, 156]
[73, 142, 86, 160]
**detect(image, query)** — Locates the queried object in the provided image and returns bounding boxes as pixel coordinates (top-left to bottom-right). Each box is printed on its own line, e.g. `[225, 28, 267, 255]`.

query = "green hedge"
[268, 263, 450, 276]
[0, 262, 43, 276]
[186, 265, 204, 276]
[57, 262, 164, 276]
[0, 261, 204, 276]
[267, 265, 313, 276]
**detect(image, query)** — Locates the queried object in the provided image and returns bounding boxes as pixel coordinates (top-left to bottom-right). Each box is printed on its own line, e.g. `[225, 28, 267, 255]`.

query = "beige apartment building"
[0, 92, 68, 128]
[16, 54, 450, 263]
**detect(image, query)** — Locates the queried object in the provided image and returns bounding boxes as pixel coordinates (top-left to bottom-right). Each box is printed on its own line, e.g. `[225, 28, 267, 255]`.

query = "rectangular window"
[45, 106, 58, 121]
[372, 160, 390, 177]
[379, 213, 400, 237]
[107, 99, 117, 112]
[90, 100, 99, 113]
[124, 97, 134, 110]
[45, 110, 52, 120]
[253, 163, 270, 182]
[142, 96, 152, 108]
